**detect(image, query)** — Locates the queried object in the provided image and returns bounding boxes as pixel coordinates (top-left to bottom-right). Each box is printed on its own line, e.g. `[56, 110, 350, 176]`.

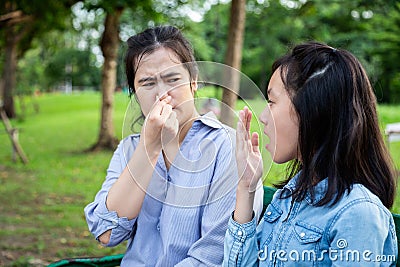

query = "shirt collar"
[194, 111, 223, 129]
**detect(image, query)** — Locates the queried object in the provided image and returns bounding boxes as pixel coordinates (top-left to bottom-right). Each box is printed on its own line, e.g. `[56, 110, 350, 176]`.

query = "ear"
[191, 76, 198, 94]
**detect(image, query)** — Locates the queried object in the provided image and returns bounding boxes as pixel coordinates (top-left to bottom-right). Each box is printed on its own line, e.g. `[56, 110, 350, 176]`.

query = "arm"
[234, 107, 263, 224]
[222, 107, 264, 266]
[85, 96, 179, 246]
[223, 216, 260, 267]
[106, 95, 177, 220]
[84, 138, 140, 246]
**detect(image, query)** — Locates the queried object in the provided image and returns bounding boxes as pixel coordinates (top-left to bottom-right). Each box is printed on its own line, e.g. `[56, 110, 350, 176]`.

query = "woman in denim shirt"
[224, 42, 398, 266]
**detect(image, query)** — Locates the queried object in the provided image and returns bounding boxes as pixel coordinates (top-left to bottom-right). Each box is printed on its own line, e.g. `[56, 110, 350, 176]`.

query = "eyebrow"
[160, 72, 181, 79]
[137, 72, 181, 84]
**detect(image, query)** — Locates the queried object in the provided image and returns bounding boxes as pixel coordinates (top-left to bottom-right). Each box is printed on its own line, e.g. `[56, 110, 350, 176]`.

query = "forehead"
[135, 47, 187, 79]
[267, 69, 285, 96]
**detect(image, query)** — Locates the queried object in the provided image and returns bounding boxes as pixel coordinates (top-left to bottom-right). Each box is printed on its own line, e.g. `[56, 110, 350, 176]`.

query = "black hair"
[273, 41, 396, 208]
[125, 25, 198, 96]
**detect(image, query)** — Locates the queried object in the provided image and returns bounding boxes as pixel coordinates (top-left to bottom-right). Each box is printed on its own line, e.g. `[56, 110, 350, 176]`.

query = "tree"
[0, 0, 79, 118]
[366, 2, 400, 103]
[88, 7, 124, 151]
[220, 0, 247, 127]
[87, 0, 161, 151]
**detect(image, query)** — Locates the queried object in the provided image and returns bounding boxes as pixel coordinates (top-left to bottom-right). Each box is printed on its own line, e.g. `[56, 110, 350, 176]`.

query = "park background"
[1, 0, 400, 266]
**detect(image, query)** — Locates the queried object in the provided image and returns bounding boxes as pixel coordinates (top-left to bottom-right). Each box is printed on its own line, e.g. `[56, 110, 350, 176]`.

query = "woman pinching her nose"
[84, 25, 264, 267]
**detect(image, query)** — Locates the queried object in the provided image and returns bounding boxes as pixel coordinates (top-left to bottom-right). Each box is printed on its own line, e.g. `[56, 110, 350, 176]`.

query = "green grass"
[0, 91, 399, 265]
[0, 92, 129, 266]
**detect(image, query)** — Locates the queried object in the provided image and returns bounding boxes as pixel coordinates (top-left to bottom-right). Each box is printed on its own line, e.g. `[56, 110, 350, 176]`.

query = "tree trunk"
[1, 26, 19, 118]
[220, 0, 246, 127]
[89, 8, 123, 151]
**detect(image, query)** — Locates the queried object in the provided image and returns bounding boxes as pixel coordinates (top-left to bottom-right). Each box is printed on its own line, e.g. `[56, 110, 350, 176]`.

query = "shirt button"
[237, 230, 243, 236]
[157, 225, 160, 231]
[112, 221, 117, 226]
[300, 232, 306, 238]
[266, 211, 272, 216]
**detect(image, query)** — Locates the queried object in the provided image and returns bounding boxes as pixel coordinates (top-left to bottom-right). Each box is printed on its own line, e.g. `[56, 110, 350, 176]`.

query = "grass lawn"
[0, 91, 399, 266]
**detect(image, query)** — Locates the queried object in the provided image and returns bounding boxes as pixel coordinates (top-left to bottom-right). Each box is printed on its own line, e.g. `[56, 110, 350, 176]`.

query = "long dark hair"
[273, 41, 396, 208]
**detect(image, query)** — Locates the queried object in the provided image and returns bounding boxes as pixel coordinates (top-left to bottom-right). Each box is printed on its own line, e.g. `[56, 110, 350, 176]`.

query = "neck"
[162, 111, 199, 170]
[177, 110, 199, 144]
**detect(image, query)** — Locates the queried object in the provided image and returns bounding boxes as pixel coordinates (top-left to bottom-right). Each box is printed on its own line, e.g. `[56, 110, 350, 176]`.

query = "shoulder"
[196, 112, 236, 141]
[114, 134, 141, 155]
[340, 184, 389, 212]
[328, 184, 394, 232]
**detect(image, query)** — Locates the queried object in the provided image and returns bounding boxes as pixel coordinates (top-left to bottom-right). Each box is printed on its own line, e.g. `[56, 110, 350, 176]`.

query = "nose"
[155, 81, 171, 101]
[259, 105, 270, 126]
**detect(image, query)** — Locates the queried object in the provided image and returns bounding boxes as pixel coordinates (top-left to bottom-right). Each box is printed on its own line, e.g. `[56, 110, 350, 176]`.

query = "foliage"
[3, 0, 400, 102]
[185, 0, 400, 103]
[45, 48, 101, 90]
[0, 0, 79, 57]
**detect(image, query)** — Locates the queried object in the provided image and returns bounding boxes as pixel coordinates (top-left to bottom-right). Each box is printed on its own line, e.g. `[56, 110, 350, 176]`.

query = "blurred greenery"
[2, 0, 400, 103]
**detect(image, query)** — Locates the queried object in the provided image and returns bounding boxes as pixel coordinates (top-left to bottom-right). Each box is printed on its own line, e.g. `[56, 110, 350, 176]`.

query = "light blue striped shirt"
[84, 113, 264, 267]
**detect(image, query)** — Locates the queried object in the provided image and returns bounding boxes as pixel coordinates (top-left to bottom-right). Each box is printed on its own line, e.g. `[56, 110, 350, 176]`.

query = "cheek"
[136, 92, 156, 116]
[281, 122, 299, 159]
[171, 86, 194, 104]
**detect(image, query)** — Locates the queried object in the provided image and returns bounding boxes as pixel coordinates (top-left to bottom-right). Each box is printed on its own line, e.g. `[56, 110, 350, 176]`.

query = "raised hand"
[236, 106, 263, 193]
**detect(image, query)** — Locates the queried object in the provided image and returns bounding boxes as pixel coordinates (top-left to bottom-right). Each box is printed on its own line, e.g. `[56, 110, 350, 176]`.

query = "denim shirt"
[224, 173, 398, 266]
[85, 112, 264, 267]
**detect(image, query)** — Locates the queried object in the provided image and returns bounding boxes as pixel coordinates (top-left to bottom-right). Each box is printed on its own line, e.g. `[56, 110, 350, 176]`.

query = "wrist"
[234, 188, 255, 224]
[236, 183, 257, 196]
[137, 138, 162, 160]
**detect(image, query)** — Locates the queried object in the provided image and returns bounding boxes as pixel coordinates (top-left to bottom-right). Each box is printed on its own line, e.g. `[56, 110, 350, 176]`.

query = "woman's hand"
[140, 96, 179, 153]
[234, 107, 263, 224]
[236, 106, 263, 192]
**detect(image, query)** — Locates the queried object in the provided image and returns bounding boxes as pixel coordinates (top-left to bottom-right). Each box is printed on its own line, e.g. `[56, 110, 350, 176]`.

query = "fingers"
[159, 101, 172, 122]
[236, 110, 247, 152]
[244, 106, 252, 134]
[151, 95, 172, 117]
[237, 107, 252, 140]
[164, 110, 178, 132]
[251, 132, 260, 154]
[161, 110, 179, 145]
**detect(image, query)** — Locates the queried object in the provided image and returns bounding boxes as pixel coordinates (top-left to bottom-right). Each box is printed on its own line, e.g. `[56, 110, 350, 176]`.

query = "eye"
[168, 77, 180, 83]
[142, 82, 155, 88]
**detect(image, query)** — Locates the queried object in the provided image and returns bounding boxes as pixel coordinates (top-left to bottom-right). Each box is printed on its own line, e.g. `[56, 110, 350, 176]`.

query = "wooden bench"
[48, 186, 400, 266]
[386, 122, 400, 149]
